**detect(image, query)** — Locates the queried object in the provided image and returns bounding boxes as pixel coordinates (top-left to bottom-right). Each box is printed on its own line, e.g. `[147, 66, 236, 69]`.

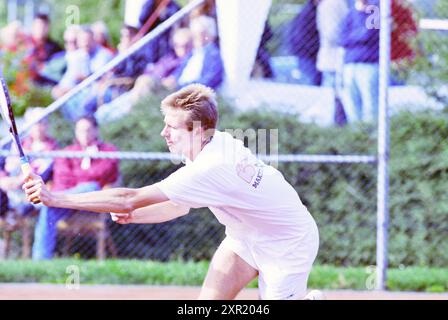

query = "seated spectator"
[54, 26, 114, 121]
[0, 108, 58, 218]
[183, 0, 217, 29]
[32, 116, 119, 260]
[94, 27, 193, 124]
[0, 20, 28, 54]
[39, 25, 82, 87]
[0, 21, 33, 95]
[139, 27, 193, 91]
[82, 25, 149, 115]
[164, 15, 224, 90]
[91, 21, 116, 55]
[188, 0, 216, 21]
[135, 0, 180, 63]
[52, 25, 114, 100]
[25, 13, 63, 86]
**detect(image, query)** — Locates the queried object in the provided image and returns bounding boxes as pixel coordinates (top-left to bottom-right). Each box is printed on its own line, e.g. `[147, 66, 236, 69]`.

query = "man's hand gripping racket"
[0, 73, 41, 204]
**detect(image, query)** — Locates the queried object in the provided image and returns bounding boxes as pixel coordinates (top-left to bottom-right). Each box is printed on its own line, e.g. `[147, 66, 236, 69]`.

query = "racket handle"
[21, 161, 41, 205]
[21, 161, 32, 176]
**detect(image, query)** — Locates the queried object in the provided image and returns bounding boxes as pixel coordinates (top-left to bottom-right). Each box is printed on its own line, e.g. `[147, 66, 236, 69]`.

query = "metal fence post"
[377, 0, 391, 291]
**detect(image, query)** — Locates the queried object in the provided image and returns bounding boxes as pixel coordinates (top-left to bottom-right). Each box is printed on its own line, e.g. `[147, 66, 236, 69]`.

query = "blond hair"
[161, 84, 218, 134]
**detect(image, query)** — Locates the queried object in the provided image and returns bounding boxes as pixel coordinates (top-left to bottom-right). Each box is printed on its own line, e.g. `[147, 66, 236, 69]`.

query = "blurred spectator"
[390, 0, 418, 85]
[73, 25, 114, 79]
[25, 14, 63, 86]
[316, 0, 349, 125]
[316, 0, 348, 87]
[51, 25, 90, 99]
[94, 28, 193, 124]
[339, 0, 380, 123]
[82, 25, 149, 115]
[0, 188, 8, 219]
[54, 26, 114, 121]
[182, 0, 217, 44]
[0, 21, 33, 96]
[142, 27, 193, 89]
[0, 21, 29, 87]
[0, 20, 28, 54]
[39, 25, 81, 86]
[117, 25, 137, 53]
[164, 15, 223, 90]
[286, 0, 321, 85]
[187, 0, 217, 22]
[391, 0, 418, 63]
[0, 154, 7, 219]
[135, 0, 180, 63]
[91, 21, 116, 54]
[0, 108, 58, 218]
[32, 116, 119, 260]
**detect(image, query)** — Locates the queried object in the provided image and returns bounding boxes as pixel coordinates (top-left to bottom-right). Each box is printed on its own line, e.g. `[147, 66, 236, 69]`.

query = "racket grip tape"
[21, 162, 41, 205]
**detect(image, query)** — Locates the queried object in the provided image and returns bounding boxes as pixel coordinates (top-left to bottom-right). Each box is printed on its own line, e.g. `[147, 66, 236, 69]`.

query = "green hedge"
[48, 95, 448, 267]
[0, 259, 447, 292]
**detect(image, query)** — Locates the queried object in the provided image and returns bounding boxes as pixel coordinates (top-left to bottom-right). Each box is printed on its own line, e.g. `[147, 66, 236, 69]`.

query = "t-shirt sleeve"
[156, 164, 232, 209]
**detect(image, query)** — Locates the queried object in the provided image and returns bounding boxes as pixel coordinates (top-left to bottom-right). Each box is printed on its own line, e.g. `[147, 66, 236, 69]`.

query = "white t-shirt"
[157, 131, 319, 273]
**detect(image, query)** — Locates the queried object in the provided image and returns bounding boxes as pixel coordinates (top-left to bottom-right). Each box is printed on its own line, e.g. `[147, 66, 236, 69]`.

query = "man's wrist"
[47, 192, 61, 208]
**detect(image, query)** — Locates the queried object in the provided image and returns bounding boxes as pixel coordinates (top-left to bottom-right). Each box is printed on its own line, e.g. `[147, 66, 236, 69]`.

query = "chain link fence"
[0, 0, 447, 275]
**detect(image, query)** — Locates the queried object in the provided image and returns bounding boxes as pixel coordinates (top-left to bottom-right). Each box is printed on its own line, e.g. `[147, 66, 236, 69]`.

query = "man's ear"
[191, 121, 203, 138]
[199, 126, 206, 140]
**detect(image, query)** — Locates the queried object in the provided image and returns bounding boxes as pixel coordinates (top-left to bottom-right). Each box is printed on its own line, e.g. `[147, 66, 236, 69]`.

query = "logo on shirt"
[236, 157, 264, 189]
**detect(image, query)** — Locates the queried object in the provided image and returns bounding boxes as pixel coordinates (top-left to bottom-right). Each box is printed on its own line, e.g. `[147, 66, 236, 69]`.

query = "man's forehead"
[163, 108, 190, 124]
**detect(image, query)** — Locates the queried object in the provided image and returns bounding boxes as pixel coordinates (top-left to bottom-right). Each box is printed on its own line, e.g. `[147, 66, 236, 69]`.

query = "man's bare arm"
[111, 201, 190, 224]
[23, 173, 168, 213]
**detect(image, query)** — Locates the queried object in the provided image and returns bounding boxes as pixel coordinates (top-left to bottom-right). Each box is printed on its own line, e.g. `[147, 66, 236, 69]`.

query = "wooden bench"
[0, 210, 32, 259]
[56, 213, 118, 260]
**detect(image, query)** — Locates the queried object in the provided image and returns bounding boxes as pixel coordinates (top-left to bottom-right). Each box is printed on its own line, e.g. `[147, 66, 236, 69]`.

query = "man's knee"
[199, 245, 258, 300]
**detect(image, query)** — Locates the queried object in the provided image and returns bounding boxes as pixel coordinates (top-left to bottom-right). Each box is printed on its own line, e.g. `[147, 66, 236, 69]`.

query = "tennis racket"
[0, 72, 40, 204]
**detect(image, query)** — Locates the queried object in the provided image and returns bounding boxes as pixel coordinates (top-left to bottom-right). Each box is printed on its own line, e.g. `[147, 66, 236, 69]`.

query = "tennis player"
[23, 84, 321, 300]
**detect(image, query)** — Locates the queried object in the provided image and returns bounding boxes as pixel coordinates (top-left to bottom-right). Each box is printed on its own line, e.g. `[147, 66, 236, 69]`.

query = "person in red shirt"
[391, 0, 418, 84]
[391, 0, 418, 63]
[32, 116, 119, 260]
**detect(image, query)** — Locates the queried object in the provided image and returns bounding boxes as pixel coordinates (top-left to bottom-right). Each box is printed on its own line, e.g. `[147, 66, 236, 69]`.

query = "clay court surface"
[0, 284, 447, 300]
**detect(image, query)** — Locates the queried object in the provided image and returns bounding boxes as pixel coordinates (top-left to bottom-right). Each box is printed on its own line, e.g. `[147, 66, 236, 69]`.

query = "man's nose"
[161, 126, 168, 137]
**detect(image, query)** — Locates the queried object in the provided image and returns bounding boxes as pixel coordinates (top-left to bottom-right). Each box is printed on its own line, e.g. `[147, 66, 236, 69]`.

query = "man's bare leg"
[198, 243, 258, 300]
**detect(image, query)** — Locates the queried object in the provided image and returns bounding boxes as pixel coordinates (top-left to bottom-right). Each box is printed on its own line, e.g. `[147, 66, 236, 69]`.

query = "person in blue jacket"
[163, 15, 224, 90]
[339, 0, 380, 123]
